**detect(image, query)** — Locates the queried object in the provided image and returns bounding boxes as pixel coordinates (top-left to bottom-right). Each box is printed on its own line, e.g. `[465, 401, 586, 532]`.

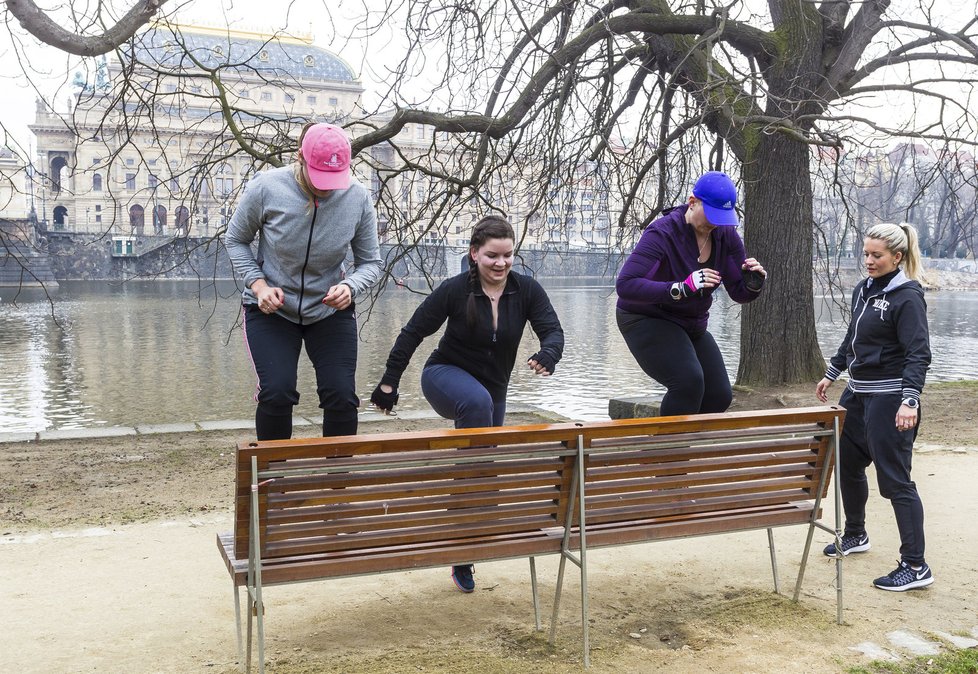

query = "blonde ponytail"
[866, 222, 924, 281]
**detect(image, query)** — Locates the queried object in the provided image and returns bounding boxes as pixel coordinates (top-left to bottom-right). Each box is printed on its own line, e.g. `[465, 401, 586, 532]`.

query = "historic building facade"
[28, 22, 617, 277]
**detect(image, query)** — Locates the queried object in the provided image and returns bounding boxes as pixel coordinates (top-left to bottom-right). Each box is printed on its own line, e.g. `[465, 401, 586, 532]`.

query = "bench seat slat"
[584, 488, 815, 525]
[263, 513, 565, 558]
[264, 502, 562, 544]
[585, 438, 821, 465]
[266, 473, 564, 507]
[581, 503, 817, 549]
[266, 486, 563, 524]
[588, 457, 817, 484]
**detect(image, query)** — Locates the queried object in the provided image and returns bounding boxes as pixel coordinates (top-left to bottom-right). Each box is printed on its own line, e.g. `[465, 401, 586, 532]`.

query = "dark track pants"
[837, 388, 926, 565]
[616, 310, 732, 416]
[243, 304, 360, 440]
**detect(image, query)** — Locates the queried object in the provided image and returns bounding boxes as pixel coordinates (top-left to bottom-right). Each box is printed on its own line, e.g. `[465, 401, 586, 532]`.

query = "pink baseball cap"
[300, 123, 351, 190]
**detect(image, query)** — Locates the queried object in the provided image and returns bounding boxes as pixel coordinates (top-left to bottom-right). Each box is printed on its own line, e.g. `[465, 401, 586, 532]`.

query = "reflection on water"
[2, 280, 977, 432]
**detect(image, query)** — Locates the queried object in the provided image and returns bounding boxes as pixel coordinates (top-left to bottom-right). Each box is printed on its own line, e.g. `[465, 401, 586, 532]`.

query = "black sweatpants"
[837, 387, 926, 565]
[616, 310, 732, 416]
[243, 303, 360, 440]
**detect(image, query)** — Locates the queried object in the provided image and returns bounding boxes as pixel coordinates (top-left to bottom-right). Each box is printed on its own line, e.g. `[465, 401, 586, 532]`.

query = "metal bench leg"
[245, 592, 253, 673]
[256, 594, 266, 674]
[548, 554, 568, 645]
[529, 557, 542, 632]
[767, 528, 781, 594]
[233, 584, 244, 672]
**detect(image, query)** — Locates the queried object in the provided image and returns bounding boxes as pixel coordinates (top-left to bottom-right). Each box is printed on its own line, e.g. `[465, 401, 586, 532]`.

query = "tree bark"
[738, 132, 826, 385]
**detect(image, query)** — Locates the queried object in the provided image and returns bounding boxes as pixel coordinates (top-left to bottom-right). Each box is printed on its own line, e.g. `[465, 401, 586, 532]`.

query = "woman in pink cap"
[616, 171, 766, 416]
[225, 122, 382, 439]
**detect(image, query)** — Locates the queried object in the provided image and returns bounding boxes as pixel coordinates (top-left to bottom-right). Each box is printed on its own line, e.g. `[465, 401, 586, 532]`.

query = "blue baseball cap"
[692, 171, 739, 226]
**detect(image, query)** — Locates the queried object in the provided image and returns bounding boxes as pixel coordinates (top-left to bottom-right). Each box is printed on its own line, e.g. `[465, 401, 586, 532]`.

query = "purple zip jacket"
[616, 204, 761, 334]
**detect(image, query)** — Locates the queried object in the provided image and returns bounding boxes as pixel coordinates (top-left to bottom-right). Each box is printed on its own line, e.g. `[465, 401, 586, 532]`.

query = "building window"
[329, 97, 338, 106]
[261, 91, 273, 101]
[92, 173, 103, 192]
[125, 158, 134, 166]
[129, 204, 145, 235]
[285, 93, 295, 104]
[148, 175, 158, 189]
[416, 125, 425, 139]
[125, 173, 136, 190]
[239, 89, 250, 98]
[169, 177, 179, 191]
[306, 95, 317, 105]
[153, 205, 167, 234]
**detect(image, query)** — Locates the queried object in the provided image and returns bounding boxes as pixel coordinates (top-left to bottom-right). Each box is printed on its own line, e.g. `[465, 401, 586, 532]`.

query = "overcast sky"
[0, 0, 409, 154]
[1, 0, 975, 159]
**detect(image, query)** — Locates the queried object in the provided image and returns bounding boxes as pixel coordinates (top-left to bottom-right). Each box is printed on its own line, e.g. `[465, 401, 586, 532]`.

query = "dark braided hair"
[466, 215, 516, 329]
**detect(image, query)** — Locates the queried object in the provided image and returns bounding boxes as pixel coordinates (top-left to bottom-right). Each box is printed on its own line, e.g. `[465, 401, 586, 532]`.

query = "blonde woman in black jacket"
[816, 223, 932, 591]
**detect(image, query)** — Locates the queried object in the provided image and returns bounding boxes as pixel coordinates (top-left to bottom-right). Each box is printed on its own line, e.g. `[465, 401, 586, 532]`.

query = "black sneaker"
[823, 532, 871, 557]
[873, 560, 934, 591]
[451, 564, 475, 593]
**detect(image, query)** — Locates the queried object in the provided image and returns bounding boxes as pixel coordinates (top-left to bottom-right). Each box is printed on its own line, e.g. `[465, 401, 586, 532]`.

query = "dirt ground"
[2, 382, 977, 673]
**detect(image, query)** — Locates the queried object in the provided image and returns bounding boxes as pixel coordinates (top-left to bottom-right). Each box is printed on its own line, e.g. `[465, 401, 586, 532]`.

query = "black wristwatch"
[902, 398, 919, 409]
[670, 283, 684, 301]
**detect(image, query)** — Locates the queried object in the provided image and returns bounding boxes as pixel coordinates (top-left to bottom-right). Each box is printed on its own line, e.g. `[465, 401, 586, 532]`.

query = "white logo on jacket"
[873, 298, 890, 313]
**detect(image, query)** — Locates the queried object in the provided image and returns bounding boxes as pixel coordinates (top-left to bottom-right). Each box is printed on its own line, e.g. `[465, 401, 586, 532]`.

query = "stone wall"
[25, 232, 978, 286]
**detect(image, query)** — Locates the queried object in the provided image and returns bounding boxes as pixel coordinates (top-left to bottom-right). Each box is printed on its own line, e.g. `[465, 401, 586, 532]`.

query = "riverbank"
[2, 383, 978, 673]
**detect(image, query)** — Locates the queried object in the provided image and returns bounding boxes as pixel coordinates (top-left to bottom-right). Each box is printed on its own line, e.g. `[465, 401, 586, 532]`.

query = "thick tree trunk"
[737, 133, 826, 385]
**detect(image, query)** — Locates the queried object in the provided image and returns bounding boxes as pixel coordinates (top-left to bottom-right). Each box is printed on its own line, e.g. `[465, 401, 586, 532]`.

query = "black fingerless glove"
[742, 268, 765, 292]
[370, 385, 399, 412]
[528, 352, 557, 375]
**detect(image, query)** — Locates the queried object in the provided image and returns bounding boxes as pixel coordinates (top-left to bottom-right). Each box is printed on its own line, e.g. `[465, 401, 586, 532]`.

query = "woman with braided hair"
[370, 214, 564, 593]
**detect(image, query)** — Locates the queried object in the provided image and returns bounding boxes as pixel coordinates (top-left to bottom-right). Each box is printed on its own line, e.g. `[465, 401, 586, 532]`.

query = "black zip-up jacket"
[380, 271, 564, 401]
[825, 269, 931, 404]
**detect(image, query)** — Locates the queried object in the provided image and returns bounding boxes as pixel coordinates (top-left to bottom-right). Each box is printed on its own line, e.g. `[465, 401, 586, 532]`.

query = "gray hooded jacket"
[224, 165, 383, 324]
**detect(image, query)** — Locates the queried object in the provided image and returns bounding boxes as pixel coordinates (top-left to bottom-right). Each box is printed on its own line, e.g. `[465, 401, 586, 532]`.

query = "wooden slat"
[264, 500, 562, 543]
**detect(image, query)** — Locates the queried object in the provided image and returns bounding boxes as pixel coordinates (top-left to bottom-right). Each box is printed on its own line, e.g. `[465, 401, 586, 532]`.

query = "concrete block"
[608, 396, 662, 420]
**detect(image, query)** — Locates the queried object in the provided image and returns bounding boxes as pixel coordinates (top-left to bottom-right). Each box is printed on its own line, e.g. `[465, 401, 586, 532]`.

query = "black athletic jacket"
[380, 271, 564, 401]
[824, 269, 931, 405]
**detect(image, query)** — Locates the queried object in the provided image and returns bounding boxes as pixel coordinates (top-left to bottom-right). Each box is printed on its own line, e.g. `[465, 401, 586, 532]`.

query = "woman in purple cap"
[615, 171, 766, 416]
[225, 122, 382, 440]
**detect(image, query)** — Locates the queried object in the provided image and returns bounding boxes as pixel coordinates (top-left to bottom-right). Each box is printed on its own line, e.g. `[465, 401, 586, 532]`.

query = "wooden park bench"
[216, 405, 845, 671]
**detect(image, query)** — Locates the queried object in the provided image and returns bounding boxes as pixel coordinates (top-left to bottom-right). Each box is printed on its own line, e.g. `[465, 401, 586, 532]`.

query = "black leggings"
[243, 304, 360, 440]
[616, 310, 732, 416]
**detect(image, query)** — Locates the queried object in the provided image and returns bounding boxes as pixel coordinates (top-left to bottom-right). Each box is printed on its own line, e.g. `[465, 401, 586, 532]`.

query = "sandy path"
[3, 448, 977, 673]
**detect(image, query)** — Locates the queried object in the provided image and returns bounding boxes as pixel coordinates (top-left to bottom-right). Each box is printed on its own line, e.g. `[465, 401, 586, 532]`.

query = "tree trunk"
[737, 133, 826, 385]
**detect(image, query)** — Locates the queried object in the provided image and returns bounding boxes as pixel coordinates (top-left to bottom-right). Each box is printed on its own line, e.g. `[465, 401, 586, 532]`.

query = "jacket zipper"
[849, 283, 878, 371]
[297, 199, 318, 325]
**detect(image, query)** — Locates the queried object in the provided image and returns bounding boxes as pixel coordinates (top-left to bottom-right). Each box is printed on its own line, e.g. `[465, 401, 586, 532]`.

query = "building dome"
[127, 24, 358, 83]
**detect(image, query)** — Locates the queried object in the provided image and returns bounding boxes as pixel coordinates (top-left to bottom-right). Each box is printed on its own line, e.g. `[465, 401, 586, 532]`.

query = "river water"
[2, 279, 977, 433]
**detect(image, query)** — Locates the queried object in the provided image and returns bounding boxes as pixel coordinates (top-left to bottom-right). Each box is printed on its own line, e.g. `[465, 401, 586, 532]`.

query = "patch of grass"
[929, 380, 978, 392]
[848, 647, 978, 674]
